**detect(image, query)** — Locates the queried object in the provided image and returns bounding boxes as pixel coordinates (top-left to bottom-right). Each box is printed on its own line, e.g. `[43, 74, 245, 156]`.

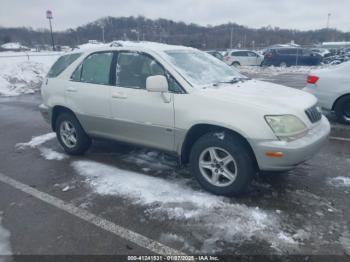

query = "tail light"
[307, 75, 319, 84]
[224, 56, 230, 61]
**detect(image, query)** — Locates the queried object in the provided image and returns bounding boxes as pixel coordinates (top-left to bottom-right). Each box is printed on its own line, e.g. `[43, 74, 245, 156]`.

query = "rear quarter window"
[47, 53, 81, 78]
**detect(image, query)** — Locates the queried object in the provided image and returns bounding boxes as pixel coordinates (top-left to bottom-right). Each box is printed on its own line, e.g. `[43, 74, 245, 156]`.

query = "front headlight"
[265, 115, 307, 141]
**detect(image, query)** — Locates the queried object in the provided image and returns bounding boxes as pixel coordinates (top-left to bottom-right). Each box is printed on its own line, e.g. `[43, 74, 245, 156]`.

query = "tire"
[55, 112, 91, 155]
[334, 95, 350, 125]
[231, 61, 240, 67]
[189, 132, 256, 196]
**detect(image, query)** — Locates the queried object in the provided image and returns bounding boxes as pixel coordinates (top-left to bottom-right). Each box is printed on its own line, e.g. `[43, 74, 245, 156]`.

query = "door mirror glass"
[146, 75, 169, 92]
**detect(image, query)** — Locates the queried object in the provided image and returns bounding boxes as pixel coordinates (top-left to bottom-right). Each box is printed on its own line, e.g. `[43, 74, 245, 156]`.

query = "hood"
[196, 79, 317, 114]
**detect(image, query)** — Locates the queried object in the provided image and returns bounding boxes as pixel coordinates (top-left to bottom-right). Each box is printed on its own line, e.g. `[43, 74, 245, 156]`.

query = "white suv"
[40, 42, 330, 195]
[224, 50, 264, 66]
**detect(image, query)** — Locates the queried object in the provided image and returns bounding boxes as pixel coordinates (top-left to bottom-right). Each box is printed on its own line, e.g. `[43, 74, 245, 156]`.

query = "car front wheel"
[56, 113, 91, 155]
[190, 132, 256, 196]
[334, 95, 350, 125]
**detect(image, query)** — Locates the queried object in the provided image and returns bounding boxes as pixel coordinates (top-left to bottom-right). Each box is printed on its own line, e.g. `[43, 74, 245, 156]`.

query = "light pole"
[326, 13, 331, 29]
[46, 10, 55, 51]
[102, 26, 105, 43]
[230, 26, 233, 49]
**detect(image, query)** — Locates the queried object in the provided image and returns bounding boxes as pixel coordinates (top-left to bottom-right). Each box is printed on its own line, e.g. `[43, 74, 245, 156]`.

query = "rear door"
[247, 51, 260, 65]
[110, 51, 175, 151]
[300, 49, 318, 65]
[66, 51, 115, 137]
[231, 51, 249, 65]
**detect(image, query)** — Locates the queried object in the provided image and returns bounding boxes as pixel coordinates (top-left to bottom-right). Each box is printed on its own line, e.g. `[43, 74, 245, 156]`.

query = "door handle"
[112, 91, 127, 99]
[66, 87, 77, 92]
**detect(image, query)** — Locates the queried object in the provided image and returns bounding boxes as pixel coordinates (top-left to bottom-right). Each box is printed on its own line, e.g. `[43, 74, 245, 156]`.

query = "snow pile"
[328, 176, 350, 188]
[1, 42, 28, 50]
[0, 53, 59, 96]
[16, 133, 56, 149]
[72, 160, 299, 253]
[0, 213, 12, 256]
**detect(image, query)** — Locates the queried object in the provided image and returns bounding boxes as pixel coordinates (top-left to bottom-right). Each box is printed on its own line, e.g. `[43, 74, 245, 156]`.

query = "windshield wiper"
[213, 77, 251, 86]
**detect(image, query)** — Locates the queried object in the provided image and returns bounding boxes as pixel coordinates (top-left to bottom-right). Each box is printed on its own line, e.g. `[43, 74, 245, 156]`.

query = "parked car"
[263, 48, 322, 67]
[310, 48, 331, 58]
[206, 50, 224, 61]
[224, 50, 264, 66]
[40, 42, 330, 196]
[303, 61, 350, 124]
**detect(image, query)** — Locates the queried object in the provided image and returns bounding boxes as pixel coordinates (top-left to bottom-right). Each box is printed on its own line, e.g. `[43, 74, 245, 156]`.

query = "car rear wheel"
[334, 95, 350, 125]
[190, 132, 256, 196]
[231, 61, 240, 67]
[56, 113, 91, 155]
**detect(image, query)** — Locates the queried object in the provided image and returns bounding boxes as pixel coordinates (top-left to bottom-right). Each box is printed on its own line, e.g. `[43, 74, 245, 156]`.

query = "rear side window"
[247, 52, 257, 57]
[80, 52, 114, 85]
[277, 49, 297, 55]
[47, 53, 81, 78]
[232, 51, 248, 56]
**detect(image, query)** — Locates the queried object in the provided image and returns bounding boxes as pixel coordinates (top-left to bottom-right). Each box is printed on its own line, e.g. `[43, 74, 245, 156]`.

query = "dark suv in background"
[263, 48, 322, 66]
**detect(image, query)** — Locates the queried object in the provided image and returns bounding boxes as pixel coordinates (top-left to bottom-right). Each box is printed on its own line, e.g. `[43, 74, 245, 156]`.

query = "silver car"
[40, 41, 330, 195]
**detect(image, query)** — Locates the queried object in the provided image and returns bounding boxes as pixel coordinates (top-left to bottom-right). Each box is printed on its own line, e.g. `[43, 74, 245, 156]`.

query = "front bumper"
[250, 116, 330, 171]
[39, 104, 51, 124]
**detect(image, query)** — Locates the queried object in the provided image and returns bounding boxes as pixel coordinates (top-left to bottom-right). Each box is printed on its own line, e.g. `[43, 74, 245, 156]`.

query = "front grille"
[305, 105, 322, 123]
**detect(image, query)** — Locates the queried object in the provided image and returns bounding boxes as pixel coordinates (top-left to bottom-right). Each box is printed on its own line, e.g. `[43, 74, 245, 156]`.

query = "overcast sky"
[0, 0, 349, 32]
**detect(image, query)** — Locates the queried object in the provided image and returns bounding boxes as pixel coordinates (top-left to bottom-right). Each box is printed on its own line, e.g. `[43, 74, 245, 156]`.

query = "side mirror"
[146, 75, 169, 93]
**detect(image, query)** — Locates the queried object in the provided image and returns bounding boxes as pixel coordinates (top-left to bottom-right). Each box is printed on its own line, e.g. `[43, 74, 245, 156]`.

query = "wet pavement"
[0, 74, 349, 261]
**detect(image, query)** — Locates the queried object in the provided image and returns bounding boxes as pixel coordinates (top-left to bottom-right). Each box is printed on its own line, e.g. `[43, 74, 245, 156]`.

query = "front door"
[110, 51, 175, 151]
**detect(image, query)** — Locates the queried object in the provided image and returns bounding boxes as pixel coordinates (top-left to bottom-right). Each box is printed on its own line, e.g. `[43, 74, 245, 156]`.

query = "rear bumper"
[250, 116, 330, 171]
[39, 104, 52, 124]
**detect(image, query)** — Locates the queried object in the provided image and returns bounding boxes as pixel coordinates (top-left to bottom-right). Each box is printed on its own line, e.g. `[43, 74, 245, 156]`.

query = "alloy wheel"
[198, 147, 238, 187]
[60, 120, 78, 148]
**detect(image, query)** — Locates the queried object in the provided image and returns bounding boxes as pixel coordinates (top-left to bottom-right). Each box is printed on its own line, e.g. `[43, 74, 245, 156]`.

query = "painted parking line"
[329, 136, 350, 142]
[0, 172, 183, 256]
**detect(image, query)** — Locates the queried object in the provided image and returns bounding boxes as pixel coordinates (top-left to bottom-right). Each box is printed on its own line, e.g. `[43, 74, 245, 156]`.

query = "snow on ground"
[328, 176, 350, 188]
[39, 147, 67, 161]
[0, 213, 12, 256]
[72, 160, 299, 253]
[122, 149, 178, 172]
[15, 133, 67, 161]
[16, 133, 56, 149]
[340, 231, 350, 255]
[0, 52, 60, 96]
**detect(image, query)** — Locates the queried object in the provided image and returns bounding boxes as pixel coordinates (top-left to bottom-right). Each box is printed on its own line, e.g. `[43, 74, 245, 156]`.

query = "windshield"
[164, 50, 245, 87]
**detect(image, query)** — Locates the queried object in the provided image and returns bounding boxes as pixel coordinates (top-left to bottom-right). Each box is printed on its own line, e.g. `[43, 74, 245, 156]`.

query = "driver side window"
[116, 52, 165, 89]
[116, 52, 183, 93]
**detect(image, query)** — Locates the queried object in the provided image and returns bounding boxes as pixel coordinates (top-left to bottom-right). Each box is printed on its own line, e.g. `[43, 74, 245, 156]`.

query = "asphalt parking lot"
[0, 72, 349, 261]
